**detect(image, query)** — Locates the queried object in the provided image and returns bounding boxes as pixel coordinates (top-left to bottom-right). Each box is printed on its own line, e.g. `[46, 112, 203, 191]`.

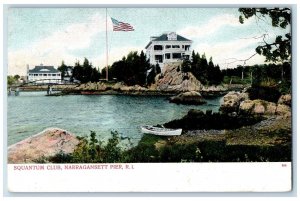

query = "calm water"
[7, 91, 223, 146]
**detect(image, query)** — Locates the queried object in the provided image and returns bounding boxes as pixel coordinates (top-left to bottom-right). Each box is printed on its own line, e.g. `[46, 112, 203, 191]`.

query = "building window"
[29, 74, 32, 76]
[172, 53, 181, 59]
[165, 53, 171, 59]
[43, 74, 47, 76]
[165, 45, 171, 49]
[38, 74, 42, 76]
[52, 74, 56, 76]
[48, 74, 52, 76]
[154, 45, 163, 50]
[155, 55, 163, 63]
[185, 45, 190, 51]
[172, 45, 180, 48]
[34, 74, 38, 76]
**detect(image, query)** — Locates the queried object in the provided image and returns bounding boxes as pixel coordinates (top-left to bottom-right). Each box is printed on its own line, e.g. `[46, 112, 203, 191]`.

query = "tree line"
[221, 63, 291, 85]
[182, 51, 223, 85]
[101, 51, 161, 86]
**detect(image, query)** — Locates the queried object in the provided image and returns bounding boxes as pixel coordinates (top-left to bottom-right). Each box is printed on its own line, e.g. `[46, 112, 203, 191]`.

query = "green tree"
[106, 51, 151, 86]
[13, 75, 20, 80]
[72, 58, 100, 83]
[58, 61, 68, 79]
[181, 58, 192, 73]
[239, 8, 291, 63]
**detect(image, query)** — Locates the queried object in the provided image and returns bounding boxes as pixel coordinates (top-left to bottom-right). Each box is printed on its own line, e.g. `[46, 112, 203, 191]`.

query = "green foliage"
[247, 86, 281, 103]
[47, 127, 290, 163]
[146, 63, 161, 85]
[14, 75, 20, 80]
[164, 109, 265, 130]
[190, 51, 223, 85]
[72, 58, 101, 83]
[7, 75, 20, 86]
[222, 63, 291, 88]
[124, 143, 159, 162]
[181, 58, 191, 73]
[239, 8, 291, 62]
[105, 51, 151, 86]
[57, 61, 68, 79]
[103, 131, 122, 163]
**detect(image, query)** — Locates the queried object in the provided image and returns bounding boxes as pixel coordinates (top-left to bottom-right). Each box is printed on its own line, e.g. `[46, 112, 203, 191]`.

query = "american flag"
[111, 17, 134, 31]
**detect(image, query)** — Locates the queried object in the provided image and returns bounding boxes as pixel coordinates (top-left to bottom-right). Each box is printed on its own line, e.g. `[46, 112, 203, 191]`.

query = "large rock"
[8, 128, 80, 163]
[278, 94, 291, 106]
[276, 104, 291, 117]
[152, 62, 202, 92]
[169, 91, 206, 105]
[220, 91, 249, 113]
[76, 82, 107, 91]
[120, 85, 148, 92]
[239, 99, 283, 116]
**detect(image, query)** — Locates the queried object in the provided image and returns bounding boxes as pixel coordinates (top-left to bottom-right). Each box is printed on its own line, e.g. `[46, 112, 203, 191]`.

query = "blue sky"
[8, 7, 290, 75]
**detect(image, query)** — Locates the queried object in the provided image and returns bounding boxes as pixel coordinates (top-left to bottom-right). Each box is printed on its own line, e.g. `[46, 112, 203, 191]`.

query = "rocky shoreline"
[8, 128, 79, 163]
[8, 109, 291, 163]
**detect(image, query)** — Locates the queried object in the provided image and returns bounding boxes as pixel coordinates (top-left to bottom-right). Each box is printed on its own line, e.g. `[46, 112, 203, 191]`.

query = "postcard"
[5, 6, 292, 192]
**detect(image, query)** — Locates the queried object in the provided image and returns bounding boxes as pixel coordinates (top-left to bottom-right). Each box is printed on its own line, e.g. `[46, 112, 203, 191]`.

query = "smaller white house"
[145, 32, 192, 72]
[27, 64, 62, 84]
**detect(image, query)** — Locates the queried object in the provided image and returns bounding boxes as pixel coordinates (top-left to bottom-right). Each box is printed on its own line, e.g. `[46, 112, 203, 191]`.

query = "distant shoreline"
[12, 83, 246, 97]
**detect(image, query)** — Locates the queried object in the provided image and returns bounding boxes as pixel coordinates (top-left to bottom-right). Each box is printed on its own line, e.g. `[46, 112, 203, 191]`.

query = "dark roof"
[153, 34, 191, 42]
[28, 66, 60, 74]
[145, 33, 191, 49]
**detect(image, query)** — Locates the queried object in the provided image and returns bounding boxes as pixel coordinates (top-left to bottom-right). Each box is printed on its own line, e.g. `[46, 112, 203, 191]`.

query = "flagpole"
[106, 8, 108, 81]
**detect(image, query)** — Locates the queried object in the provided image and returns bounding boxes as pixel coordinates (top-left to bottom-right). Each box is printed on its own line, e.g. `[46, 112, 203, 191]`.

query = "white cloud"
[178, 14, 253, 39]
[193, 37, 266, 69]
[8, 13, 114, 75]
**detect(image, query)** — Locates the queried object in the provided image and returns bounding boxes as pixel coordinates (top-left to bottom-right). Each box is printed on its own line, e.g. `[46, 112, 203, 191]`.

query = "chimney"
[26, 64, 29, 73]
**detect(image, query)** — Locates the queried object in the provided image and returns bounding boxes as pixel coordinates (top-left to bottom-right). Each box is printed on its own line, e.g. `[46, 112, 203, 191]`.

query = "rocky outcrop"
[76, 82, 107, 91]
[221, 91, 291, 117]
[120, 84, 148, 92]
[239, 99, 277, 115]
[275, 104, 291, 117]
[278, 94, 291, 106]
[8, 128, 80, 163]
[152, 62, 202, 92]
[219, 91, 249, 113]
[169, 91, 206, 105]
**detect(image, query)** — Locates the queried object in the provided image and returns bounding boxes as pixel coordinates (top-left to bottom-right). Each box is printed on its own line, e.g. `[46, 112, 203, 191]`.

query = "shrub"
[247, 86, 281, 102]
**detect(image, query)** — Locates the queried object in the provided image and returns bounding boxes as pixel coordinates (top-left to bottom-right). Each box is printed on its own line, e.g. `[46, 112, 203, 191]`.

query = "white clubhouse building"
[145, 32, 192, 71]
[27, 64, 62, 84]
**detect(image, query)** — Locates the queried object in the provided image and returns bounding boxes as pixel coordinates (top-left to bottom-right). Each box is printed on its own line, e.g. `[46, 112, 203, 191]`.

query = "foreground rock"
[8, 128, 80, 163]
[169, 91, 206, 105]
[278, 94, 291, 106]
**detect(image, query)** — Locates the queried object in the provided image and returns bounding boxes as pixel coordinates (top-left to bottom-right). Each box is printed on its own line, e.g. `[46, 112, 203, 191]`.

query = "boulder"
[152, 62, 202, 92]
[220, 91, 249, 113]
[239, 100, 255, 113]
[239, 99, 281, 116]
[253, 103, 265, 114]
[112, 82, 124, 90]
[8, 128, 80, 163]
[278, 94, 291, 106]
[276, 104, 291, 117]
[169, 91, 206, 105]
[265, 102, 277, 115]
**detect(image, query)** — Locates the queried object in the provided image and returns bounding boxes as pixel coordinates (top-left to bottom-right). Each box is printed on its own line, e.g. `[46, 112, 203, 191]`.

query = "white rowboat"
[141, 125, 182, 136]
